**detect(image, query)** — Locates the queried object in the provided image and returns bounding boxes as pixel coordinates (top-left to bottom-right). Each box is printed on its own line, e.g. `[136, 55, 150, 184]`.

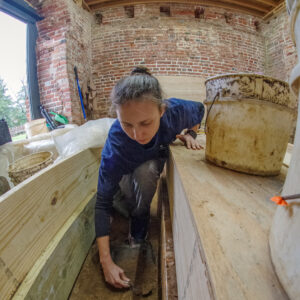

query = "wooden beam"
[0, 148, 101, 299]
[159, 177, 178, 300]
[88, 0, 265, 17]
[83, 0, 92, 12]
[12, 195, 96, 300]
[86, 0, 112, 4]
[218, 0, 269, 13]
[86, 0, 280, 7]
[253, 0, 280, 7]
[263, 1, 286, 19]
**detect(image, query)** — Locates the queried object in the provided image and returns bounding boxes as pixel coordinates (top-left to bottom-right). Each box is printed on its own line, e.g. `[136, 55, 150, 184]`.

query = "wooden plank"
[166, 136, 289, 299]
[159, 177, 178, 300]
[86, 0, 112, 4]
[157, 76, 206, 103]
[218, 0, 270, 12]
[86, 0, 281, 11]
[254, 0, 280, 6]
[262, 1, 286, 19]
[12, 194, 96, 300]
[0, 148, 101, 299]
[83, 0, 93, 12]
[87, 0, 265, 16]
[167, 153, 214, 300]
[87, 0, 267, 12]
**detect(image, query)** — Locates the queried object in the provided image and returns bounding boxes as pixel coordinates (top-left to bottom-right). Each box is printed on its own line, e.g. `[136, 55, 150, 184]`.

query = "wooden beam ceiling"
[84, 0, 285, 18]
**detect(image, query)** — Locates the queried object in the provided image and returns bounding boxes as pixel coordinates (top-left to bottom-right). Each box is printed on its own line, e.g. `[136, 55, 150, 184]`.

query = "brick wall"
[262, 8, 297, 82]
[27, 1, 297, 122]
[92, 3, 265, 118]
[29, 0, 93, 124]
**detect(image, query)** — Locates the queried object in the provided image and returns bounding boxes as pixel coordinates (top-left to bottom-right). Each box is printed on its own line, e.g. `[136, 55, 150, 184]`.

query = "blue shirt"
[95, 98, 205, 237]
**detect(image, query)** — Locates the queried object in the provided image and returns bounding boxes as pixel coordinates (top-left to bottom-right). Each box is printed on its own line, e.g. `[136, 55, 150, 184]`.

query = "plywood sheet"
[167, 136, 289, 300]
[157, 75, 206, 103]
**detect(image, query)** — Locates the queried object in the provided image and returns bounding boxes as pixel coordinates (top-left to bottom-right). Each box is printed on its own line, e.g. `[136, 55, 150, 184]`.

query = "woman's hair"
[110, 66, 164, 111]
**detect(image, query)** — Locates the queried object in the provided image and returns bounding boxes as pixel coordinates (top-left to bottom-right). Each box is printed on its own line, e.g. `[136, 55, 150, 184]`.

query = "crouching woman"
[95, 67, 205, 288]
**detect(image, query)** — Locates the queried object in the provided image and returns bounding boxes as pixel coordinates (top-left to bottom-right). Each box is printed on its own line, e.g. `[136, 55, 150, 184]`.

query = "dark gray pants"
[117, 158, 165, 240]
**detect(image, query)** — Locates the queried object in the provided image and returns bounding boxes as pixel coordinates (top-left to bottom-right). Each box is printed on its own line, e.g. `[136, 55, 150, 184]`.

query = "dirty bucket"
[25, 119, 48, 138]
[204, 73, 297, 176]
[8, 151, 53, 185]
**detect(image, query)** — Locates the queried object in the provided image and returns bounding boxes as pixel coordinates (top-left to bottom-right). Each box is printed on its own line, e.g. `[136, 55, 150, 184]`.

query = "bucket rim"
[205, 73, 289, 86]
[8, 151, 53, 173]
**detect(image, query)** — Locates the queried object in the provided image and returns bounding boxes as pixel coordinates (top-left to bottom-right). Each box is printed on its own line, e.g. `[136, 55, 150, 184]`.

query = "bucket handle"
[205, 92, 219, 134]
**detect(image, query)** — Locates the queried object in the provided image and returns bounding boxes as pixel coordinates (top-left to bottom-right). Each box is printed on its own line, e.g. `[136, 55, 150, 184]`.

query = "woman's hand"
[101, 257, 131, 288]
[176, 133, 203, 150]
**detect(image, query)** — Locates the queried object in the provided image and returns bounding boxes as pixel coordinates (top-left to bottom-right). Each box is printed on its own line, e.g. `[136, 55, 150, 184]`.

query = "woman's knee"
[134, 160, 161, 181]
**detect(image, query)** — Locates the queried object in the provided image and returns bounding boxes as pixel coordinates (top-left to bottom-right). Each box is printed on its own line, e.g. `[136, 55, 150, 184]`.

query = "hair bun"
[130, 66, 152, 76]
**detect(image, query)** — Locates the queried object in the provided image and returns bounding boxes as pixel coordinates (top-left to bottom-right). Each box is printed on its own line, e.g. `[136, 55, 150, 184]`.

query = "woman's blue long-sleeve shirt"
[95, 98, 205, 237]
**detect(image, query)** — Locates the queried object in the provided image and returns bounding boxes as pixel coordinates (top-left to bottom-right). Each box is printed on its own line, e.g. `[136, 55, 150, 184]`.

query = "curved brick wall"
[29, 0, 297, 123]
[262, 9, 297, 82]
[92, 3, 265, 118]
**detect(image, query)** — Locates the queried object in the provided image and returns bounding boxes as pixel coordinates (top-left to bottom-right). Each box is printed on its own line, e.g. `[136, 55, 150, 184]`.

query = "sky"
[0, 11, 27, 100]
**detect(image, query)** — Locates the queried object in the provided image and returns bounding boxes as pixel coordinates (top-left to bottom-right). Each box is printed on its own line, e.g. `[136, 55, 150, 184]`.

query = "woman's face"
[116, 100, 165, 145]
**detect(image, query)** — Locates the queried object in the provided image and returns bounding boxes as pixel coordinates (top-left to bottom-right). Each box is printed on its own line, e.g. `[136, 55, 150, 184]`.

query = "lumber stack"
[0, 148, 101, 299]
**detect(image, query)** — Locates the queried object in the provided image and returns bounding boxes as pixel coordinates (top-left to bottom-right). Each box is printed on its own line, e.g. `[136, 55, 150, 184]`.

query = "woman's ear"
[160, 104, 166, 117]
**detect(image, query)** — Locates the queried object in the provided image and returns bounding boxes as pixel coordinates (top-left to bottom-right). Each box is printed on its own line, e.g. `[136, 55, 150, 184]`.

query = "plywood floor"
[167, 134, 289, 299]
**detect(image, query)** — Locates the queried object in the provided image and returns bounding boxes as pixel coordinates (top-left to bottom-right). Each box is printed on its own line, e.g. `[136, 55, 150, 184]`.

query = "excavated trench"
[69, 179, 174, 300]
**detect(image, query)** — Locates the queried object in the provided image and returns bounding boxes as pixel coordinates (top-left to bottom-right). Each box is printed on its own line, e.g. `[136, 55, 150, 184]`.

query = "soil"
[69, 209, 160, 300]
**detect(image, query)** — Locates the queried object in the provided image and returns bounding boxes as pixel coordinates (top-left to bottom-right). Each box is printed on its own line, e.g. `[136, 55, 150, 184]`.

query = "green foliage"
[0, 77, 27, 128]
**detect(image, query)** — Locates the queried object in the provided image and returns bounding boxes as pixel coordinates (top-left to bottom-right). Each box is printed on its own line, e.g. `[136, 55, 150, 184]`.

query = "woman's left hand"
[176, 134, 203, 150]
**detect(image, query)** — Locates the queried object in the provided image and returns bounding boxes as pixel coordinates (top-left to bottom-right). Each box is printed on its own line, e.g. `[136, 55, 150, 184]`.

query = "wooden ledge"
[166, 135, 288, 299]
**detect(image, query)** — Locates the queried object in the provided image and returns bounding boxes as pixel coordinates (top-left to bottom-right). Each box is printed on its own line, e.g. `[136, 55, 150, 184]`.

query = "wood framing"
[13, 195, 96, 299]
[159, 177, 178, 300]
[166, 136, 289, 299]
[0, 148, 101, 299]
[85, 0, 285, 17]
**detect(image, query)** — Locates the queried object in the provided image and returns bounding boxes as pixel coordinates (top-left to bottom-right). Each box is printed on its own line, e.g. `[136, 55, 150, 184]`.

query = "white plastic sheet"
[53, 118, 115, 158]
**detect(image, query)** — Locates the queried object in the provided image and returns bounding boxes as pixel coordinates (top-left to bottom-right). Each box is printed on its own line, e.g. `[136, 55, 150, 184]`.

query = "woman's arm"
[97, 236, 131, 288]
[176, 124, 203, 150]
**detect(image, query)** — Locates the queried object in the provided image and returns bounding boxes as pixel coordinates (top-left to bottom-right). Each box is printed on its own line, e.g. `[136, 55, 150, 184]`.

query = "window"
[160, 6, 171, 17]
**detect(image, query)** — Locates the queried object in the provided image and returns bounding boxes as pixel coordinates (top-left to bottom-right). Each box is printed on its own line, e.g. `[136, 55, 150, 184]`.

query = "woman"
[95, 67, 205, 288]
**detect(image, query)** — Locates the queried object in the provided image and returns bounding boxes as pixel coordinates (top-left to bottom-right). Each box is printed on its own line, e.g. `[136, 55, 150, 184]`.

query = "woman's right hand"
[101, 258, 131, 289]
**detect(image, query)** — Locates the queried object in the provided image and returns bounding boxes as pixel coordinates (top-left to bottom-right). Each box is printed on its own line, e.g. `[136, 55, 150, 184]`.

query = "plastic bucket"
[204, 73, 297, 176]
[8, 151, 53, 185]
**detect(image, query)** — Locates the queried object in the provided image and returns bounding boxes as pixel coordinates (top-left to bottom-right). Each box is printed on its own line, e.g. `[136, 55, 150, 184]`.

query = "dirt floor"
[69, 202, 161, 300]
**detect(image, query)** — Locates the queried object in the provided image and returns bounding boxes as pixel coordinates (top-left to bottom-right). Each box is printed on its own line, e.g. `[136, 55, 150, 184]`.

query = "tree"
[14, 80, 27, 125]
[0, 77, 14, 127]
[0, 77, 27, 128]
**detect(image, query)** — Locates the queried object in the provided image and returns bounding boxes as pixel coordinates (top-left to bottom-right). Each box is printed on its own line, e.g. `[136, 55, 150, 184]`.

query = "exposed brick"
[26, 1, 297, 122]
